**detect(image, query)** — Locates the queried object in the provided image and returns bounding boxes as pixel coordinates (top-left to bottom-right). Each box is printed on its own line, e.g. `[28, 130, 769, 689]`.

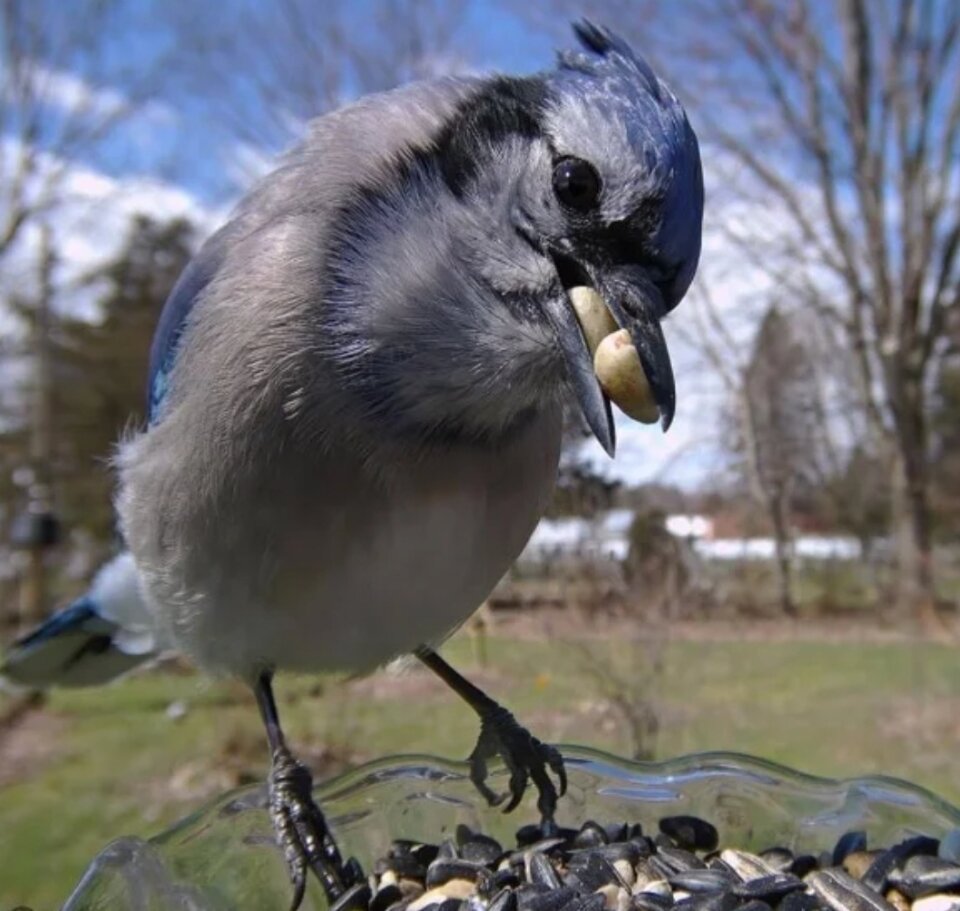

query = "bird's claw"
[269, 746, 360, 910]
[468, 705, 567, 829]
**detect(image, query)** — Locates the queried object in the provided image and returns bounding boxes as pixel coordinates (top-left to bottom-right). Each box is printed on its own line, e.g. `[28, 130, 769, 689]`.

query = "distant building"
[662, 512, 863, 562]
[664, 514, 713, 539]
[518, 509, 864, 570]
[519, 508, 634, 566]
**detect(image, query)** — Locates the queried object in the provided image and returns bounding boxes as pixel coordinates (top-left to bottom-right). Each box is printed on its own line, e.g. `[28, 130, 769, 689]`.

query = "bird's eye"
[552, 158, 601, 211]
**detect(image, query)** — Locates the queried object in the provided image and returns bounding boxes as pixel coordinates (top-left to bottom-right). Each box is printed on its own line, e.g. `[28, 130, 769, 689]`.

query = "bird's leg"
[254, 672, 362, 911]
[416, 646, 567, 832]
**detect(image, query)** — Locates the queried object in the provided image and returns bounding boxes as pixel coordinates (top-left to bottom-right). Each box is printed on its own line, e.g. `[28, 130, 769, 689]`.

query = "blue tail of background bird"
[1, 553, 160, 689]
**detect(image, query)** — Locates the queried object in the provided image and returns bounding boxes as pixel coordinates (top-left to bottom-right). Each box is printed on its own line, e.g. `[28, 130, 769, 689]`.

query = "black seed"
[606, 823, 630, 843]
[568, 843, 643, 867]
[372, 886, 405, 911]
[578, 897, 610, 911]
[780, 892, 824, 911]
[516, 886, 550, 906]
[567, 896, 606, 911]
[673, 891, 739, 911]
[862, 853, 900, 894]
[510, 840, 569, 867]
[706, 858, 741, 880]
[649, 855, 683, 880]
[456, 825, 477, 846]
[489, 888, 519, 911]
[789, 856, 820, 879]
[492, 870, 522, 891]
[528, 852, 563, 890]
[669, 869, 739, 893]
[345, 857, 368, 889]
[438, 840, 460, 861]
[759, 848, 796, 874]
[574, 821, 611, 850]
[462, 835, 504, 867]
[566, 853, 623, 891]
[517, 825, 577, 847]
[520, 886, 577, 911]
[895, 835, 940, 859]
[864, 838, 941, 893]
[518, 825, 546, 847]
[834, 832, 869, 867]
[738, 901, 773, 911]
[331, 883, 373, 911]
[391, 840, 421, 856]
[889, 855, 960, 898]
[660, 817, 719, 853]
[657, 846, 707, 873]
[732, 873, 805, 901]
[632, 893, 674, 911]
[414, 845, 442, 867]
[630, 838, 655, 861]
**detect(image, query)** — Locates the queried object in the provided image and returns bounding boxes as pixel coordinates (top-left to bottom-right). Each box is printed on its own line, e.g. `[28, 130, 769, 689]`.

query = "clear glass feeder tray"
[63, 747, 960, 911]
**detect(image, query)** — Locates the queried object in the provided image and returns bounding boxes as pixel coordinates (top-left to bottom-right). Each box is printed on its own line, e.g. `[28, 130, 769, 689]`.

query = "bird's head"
[323, 22, 703, 453]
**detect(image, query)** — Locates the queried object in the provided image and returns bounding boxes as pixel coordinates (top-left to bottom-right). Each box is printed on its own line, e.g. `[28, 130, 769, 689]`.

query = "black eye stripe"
[552, 157, 601, 211]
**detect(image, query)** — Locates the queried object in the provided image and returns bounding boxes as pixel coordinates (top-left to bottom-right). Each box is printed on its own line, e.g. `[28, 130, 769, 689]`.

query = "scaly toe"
[468, 706, 566, 826]
[269, 747, 357, 909]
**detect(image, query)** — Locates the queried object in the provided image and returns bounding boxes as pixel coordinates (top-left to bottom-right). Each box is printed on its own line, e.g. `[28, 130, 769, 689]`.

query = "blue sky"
[44, 1, 560, 205]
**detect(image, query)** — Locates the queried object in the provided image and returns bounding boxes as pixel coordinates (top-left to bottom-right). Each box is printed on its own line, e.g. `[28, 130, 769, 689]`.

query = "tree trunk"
[891, 439, 937, 627]
[770, 494, 797, 618]
[20, 224, 57, 630]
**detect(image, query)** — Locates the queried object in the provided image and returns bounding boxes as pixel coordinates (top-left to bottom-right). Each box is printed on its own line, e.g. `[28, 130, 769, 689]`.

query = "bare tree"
[712, 0, 959, 623]
[0, 0, 153, 263]
[166, 0, 470, 180]
[534, 0, 960, 621]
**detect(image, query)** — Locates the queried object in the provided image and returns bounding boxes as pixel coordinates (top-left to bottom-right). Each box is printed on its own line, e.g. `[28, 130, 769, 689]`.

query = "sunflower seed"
[807, 868, 897, 911]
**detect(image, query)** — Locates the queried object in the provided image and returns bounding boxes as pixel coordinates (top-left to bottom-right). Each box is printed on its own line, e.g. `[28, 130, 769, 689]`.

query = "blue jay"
[2, 22, 703, 909]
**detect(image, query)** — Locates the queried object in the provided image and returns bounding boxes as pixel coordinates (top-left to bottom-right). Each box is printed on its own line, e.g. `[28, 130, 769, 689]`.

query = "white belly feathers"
[118, 408, 563, 680]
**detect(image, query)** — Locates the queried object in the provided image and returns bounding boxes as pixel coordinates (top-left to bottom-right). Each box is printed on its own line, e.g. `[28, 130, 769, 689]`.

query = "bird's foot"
[269, 745, 363, 911]
[468, 704, 567, 831]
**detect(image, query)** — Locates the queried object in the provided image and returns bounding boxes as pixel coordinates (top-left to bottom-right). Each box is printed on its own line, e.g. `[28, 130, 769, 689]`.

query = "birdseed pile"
[330, 817, 960, 911]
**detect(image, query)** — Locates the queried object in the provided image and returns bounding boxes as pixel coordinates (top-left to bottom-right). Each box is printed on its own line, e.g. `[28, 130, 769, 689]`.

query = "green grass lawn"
[1, 629, 958, 909]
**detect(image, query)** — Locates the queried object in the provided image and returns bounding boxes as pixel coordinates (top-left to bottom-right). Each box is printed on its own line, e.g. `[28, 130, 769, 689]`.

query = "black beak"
[543, 287, 616, 456]
[592, 264, 677, 430]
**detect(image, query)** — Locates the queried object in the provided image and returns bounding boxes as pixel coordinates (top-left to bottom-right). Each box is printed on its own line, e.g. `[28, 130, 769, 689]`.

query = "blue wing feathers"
[3, 593, 150, 689]
[147, 226, 232, 424]
[13, 597, 109, 650]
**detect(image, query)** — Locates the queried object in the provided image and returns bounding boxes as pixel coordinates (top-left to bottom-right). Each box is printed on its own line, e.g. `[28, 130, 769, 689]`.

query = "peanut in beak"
[567, 286, 659, 425]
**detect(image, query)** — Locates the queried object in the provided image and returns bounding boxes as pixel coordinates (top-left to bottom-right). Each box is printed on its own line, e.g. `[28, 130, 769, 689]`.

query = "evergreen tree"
[50, 215, 195, 553]
[735, 306, 820, 615]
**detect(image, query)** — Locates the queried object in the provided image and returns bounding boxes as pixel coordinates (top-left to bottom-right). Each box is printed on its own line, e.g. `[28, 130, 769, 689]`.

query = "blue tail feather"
[2, 556, 158, 689]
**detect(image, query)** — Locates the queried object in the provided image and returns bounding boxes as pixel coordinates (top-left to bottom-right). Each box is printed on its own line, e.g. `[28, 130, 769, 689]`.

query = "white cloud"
[0, 140, 223, 328]
[25, 65, 127, 120]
